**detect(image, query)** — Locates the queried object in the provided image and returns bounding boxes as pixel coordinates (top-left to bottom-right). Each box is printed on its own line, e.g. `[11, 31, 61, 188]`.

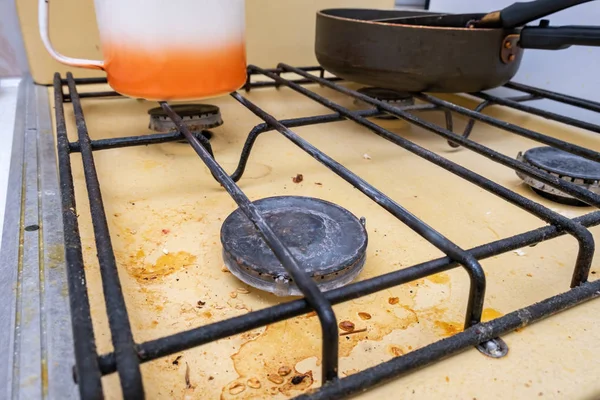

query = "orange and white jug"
[39, 0, 247, 100]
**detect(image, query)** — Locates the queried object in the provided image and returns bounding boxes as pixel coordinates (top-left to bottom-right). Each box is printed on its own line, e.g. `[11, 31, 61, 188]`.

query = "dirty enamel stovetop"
[3, 66, 600, 400]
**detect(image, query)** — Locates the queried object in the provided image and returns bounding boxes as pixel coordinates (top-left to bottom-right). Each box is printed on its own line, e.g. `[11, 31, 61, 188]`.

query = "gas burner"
[148, 104, 223, 133]
[356, 87, 415, 120]
[220, 196, 368, 297]
[517, 146, 600, 206]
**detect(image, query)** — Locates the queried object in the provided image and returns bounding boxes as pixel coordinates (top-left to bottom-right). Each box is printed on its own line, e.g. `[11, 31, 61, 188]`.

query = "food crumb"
[229, 291, 238, 299]
[315, 182, 323, 186]
[390, 346, 404, 357]
[208, 376, 214, 381]
[538, 393, 543, 397]
[172, 355, 182, 365]
[196, 300, 206, 308]
[278, 366, 292, 376]
[236, 288, 250, 294]
[363, 153, 372, 160]
[228, 382, 246, 395]
[292, 174, 304, 184]
[358, 312, 372, 320]
[221, 266, 230, 273]
[267, 374, 284, 384]
[527, 273, 533, 277]
[247, 378, 261, 389]
[445, 376, 450, 383]
[339, 321, 356, 332]
[514, 249, 526, 256]
[388, 297, 400, 305]
[162, 248, 169, 255]
[291, 375, 306, 385]
[162, 229, 170, 234]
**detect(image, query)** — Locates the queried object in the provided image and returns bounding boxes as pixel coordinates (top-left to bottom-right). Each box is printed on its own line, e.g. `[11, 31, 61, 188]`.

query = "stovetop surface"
[43, 74, 600, 399]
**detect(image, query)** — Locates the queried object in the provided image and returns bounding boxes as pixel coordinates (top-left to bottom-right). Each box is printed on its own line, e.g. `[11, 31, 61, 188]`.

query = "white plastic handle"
[38, 0, 104, 70]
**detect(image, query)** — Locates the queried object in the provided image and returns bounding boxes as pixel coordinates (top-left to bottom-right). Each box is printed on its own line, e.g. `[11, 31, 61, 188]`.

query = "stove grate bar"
[473, 91, 600, 134]
[279, 64, 600, 209]
[418, 93, 600, 160]
[259, 65, 595, 288]
[299, 275, 600, 400]
[504, 81, 600, 113]
[64, 74, 144, 399]
[60, 66, 342, 102]
[158, 101, 341, 383]
[52, 66, 600, 399]
[229, 104, 439, 182]
[94, 209, 600, 375]
[229, 91, 487, 330]
[52, 74, 104, 400]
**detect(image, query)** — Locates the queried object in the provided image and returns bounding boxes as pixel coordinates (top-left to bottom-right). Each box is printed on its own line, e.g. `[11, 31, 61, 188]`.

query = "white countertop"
[0, 79, 19, 248]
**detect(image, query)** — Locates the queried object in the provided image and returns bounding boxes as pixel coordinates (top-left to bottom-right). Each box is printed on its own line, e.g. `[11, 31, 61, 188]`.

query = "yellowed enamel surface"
[49, 84, 600, 399]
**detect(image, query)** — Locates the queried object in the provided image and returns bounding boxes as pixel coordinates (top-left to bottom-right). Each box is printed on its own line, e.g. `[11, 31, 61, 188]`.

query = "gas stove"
[2, 65, 600, 399]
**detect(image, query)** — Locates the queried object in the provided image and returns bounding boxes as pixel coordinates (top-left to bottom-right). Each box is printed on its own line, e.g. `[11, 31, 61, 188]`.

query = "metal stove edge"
[0, 77, 78, 399]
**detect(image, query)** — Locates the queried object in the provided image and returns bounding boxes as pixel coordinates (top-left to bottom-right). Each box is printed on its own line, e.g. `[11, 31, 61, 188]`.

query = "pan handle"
[520, 25, 600, 49]
[479, 0, 594, 28]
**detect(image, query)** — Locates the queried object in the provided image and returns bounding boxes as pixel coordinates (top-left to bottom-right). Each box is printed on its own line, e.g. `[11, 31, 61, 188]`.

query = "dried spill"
[104, 203, 468, 399]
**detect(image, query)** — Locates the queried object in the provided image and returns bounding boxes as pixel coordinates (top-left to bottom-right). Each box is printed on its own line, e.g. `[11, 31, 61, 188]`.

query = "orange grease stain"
[427, 273, 450, 284]
[127, 251, 197, 283]
[434, 321, 463, 337]
[482, 308, 504, 322]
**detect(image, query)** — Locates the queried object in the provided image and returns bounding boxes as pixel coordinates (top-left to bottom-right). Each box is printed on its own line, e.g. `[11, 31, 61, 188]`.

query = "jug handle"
[38, 0, 104, 70]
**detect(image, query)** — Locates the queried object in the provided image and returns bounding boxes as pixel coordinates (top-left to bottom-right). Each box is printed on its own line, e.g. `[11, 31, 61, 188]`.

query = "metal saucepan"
[315, 1, 600, 93]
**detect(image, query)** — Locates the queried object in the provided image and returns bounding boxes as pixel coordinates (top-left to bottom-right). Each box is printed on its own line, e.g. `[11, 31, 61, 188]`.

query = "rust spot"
[388, 297, 400, 305]
[292, 174, 304, 184]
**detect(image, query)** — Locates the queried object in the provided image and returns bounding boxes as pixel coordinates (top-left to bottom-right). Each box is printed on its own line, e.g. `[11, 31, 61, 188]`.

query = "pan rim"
[317, 8, 501, 32]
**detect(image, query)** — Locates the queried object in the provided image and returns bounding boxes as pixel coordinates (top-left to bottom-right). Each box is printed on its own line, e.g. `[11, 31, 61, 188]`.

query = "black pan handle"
[478, 0, 594, 28]
[520, 25, 600, 49]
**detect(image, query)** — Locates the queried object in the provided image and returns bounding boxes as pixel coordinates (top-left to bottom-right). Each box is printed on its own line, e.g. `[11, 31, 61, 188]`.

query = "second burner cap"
[220, 196, 368, 297]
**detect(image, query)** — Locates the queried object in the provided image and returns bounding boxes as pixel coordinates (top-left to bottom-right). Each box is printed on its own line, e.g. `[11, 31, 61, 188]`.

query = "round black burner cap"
[148, 104, 223, 133]
[220, 196, 368, 297]
[523, 147, 600, 181]
[148, 104, 219, 118]
[357, 87, 414, 103]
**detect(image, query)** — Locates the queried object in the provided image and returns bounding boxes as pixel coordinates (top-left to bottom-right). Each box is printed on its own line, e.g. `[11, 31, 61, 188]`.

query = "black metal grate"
[52, 65, 600, 400]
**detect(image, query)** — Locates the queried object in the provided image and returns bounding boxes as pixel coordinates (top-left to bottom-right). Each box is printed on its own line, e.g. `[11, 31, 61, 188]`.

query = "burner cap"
[221, 196, 368, 297]
[356, 87, 415, 120]
[358, 87, 415, 104]
[517, 146, 600, 206]
[148, 104, 223, 133]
